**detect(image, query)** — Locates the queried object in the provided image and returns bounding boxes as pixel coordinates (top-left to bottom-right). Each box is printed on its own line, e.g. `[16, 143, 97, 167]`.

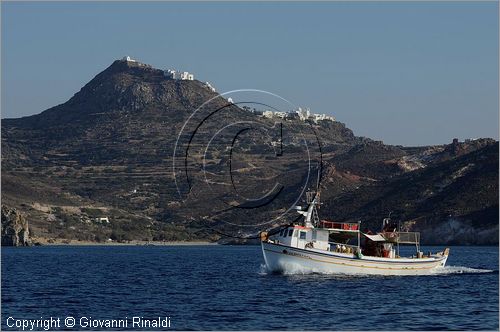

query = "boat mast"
[301, 191, 320, 228]
[357, 221, 361, 250]
[397, 220, 400, 257]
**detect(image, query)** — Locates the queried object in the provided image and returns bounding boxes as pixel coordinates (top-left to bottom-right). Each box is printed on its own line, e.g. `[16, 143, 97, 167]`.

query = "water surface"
[2, 245, 498, 330]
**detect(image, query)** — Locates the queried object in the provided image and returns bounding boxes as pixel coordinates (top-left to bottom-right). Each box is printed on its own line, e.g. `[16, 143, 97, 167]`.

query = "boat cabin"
[273, 222, 360, 253]
[270, 191, 423, 259]
[275, 226, 330, 250]
[271, 220, 422, 259]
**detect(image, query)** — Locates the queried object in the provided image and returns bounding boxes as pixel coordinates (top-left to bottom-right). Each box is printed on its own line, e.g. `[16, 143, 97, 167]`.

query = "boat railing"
[328, 241, 359, 254]
[320, 220, 360, 232]
[382, 231, 420, 244]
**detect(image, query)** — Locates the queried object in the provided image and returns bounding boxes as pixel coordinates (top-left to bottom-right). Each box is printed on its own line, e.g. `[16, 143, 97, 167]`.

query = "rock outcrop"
[1, 206, 31, 246]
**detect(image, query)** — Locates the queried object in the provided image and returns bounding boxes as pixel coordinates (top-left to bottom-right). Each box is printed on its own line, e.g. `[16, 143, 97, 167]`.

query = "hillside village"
[253, 107, 336, 123]
[122, 56, 216, 92]
[122, 56, 336, 124]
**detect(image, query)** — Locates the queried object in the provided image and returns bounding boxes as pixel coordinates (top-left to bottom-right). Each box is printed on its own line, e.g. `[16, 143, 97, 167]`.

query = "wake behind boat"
[261, 192, 449, 275]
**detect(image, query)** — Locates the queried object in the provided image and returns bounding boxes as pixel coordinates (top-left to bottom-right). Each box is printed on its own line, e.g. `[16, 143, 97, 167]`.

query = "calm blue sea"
[1, 245, 498, 330]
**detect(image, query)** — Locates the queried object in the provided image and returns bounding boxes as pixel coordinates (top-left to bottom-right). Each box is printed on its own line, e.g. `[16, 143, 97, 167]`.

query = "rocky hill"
[322, 142, 498, 244]
[2, 58, 498, 245]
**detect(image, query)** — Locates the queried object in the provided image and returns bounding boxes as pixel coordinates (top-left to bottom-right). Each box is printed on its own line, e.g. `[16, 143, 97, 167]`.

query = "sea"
[2, 245, 498, 330]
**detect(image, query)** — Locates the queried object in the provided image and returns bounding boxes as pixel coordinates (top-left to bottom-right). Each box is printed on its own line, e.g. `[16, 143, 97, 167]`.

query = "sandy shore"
[31, 237, 217, 246]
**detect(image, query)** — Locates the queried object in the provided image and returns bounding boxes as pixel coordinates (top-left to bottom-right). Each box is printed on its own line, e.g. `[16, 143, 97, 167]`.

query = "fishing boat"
[261, 192, 449, 275]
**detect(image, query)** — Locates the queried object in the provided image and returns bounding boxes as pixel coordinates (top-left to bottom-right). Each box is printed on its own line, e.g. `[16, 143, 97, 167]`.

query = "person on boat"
[382, 217, 398, 233]
[363, 230, 377, 256]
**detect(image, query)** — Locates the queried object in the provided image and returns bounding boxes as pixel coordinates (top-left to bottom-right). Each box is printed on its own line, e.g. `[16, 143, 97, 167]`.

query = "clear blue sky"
[2, 2, 498, 146]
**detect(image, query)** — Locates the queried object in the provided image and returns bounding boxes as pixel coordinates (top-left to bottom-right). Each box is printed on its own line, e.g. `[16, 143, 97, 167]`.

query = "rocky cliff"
[1, 206, 31, 246]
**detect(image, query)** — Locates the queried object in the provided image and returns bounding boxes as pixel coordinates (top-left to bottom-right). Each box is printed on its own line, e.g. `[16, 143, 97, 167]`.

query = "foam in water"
[430, 265, 494, 275]
[259, 263, 494, 276]
[259, 264, 269, 275]
[259, 262, 330, 275]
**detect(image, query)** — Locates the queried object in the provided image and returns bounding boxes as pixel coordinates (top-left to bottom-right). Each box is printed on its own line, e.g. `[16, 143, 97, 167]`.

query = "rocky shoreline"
[1, 205, 217, 247]
[29, 237, 217, 246]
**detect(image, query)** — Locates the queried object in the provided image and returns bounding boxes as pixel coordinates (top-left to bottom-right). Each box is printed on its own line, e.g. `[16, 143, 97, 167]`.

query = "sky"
[2, 2, 498, 146]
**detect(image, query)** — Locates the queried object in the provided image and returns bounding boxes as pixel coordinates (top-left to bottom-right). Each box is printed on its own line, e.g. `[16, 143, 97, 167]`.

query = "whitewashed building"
[262, 111, 274, 118]
[122, 56, 137, 62]
[180, 71, 194, 80]
[274, 111, 287, 119]
[165, 69, 177, 79]
[285, 112, 300, 120]
[95, 217, 110, 224]
[311, 113, 335, 123]
[259, 107, 335, 123]
[164, 69, 194, 80]
[295, 107, 311, 121]
[204, 82, 216, 92]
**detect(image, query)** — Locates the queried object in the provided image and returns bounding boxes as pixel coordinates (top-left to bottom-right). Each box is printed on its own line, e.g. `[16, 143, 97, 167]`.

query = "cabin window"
[299, 231, 306, 240]
[279, 229, 284, 236]
[283, 229, 288, 238]
[288, 229, 293, 237]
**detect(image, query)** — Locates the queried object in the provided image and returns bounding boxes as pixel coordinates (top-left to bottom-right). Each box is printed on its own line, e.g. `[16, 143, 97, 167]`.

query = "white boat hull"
[262, 241, 449, 276]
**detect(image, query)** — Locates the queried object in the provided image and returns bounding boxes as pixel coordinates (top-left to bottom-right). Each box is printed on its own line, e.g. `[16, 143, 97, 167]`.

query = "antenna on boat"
[397, 219, 400, 257]
[302, 189, 320, 227]
[382, 211, 393, 231]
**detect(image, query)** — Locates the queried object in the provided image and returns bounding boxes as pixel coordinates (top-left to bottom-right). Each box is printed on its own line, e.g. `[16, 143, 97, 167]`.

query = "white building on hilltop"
[259, 106, 335, 123]
[180, 72, 194, 80]
[295, 107, 311, 121]
[311, 113, 335, 123]
[204, 82, 216, 92]
[274, 111, 287, 119]
[165, 69, 177, 79]
[122, 56, 137, 62]
[164, 69, 194, 80]
[262, 110, 274, 118]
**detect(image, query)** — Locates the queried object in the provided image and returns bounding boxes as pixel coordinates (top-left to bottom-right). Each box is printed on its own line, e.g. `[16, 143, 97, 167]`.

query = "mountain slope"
[322, 143, 499, 244]
[2, 58, 497, 244]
